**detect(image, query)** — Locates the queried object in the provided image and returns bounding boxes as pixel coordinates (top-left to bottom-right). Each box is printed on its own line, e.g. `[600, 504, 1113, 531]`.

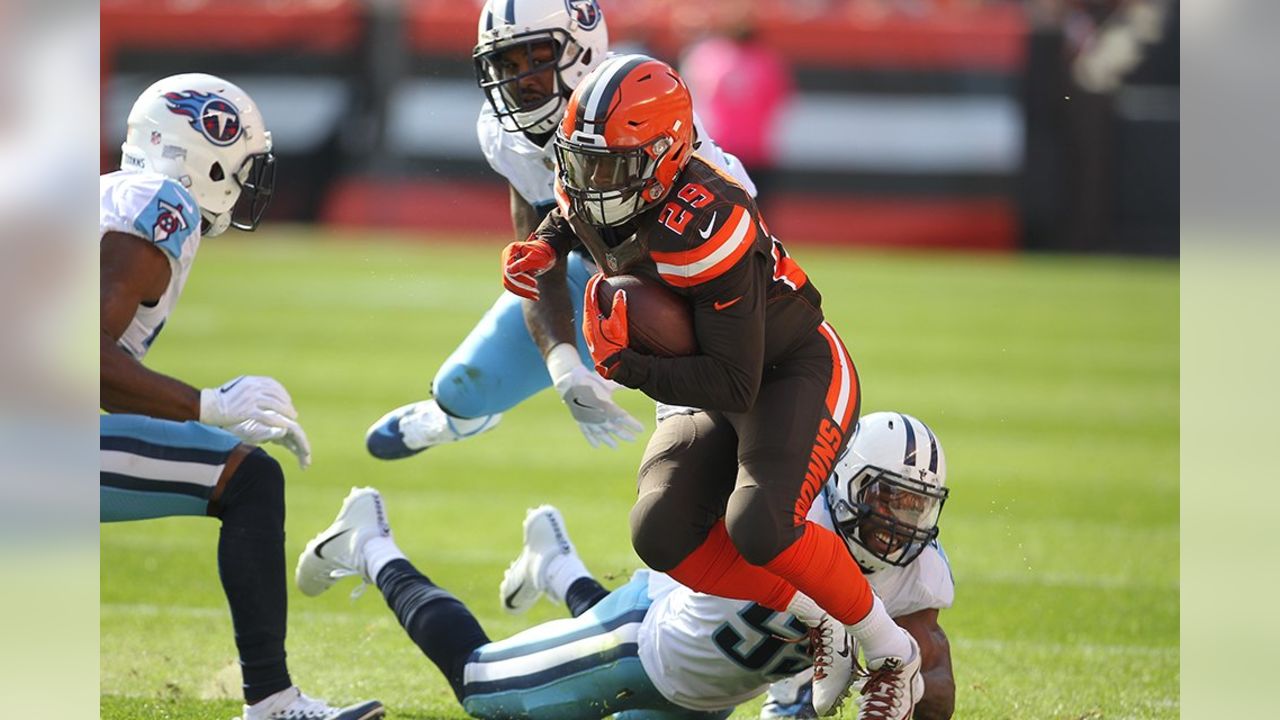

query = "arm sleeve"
[611, 247, 768, 413]
[531, 207, 581, 259]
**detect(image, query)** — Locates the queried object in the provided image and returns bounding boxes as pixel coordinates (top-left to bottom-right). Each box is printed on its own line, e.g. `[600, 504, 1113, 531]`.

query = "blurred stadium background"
[99, 1, 1179, 718]
[101, 0, 1177, 254]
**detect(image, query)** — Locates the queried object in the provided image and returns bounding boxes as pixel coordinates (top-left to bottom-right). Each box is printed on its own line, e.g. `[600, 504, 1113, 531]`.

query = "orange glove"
[502, 240, 557, 300]
[583, 273, 629, 378]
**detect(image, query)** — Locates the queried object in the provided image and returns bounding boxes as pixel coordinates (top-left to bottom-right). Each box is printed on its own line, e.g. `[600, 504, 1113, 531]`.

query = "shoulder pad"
[649, 203, 757, 288]
[129, 176, 200, 259]
[477, 104, 557, 207]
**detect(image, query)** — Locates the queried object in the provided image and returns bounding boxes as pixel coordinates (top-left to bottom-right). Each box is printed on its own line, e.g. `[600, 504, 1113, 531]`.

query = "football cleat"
[365, 399, 500, 459]
[239, 686, 384, 720]
[856, 632, 924, 720]
[499, 505, 578, 614]
[808, 614, 856, 717]
[761, 667, 818, 719]
[295, 487, 390, 597]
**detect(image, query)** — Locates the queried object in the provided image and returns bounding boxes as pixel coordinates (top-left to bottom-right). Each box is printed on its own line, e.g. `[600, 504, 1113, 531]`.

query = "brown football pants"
[630, 322, 861, 570]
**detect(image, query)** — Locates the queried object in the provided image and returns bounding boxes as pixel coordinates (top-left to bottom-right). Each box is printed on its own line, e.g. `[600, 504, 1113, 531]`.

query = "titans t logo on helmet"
[564, 0, 600, 31]
[163, 90, 243, 147]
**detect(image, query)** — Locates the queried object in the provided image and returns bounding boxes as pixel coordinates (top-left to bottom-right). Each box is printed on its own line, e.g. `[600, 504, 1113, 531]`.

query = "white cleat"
[856, 632, 924, 720]
[365, 399, 500, 460]
[761, 666, 818, 719]
[239, 686, 384, 720]
[499, 505, 578, 614]
[809, 613, 857, 717]
[295, 487, 391, 597]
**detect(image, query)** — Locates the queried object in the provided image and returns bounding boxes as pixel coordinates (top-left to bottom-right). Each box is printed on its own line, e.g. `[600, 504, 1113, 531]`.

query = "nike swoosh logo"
[836, 635, 851, 658]
[571, 397, 593, 409]
[698, 211, 717, 239]
[219, 376, 246, 394]
[314, 528, 351, 559]
[713, 297, 742, 311]
[503, 580, 526, 609]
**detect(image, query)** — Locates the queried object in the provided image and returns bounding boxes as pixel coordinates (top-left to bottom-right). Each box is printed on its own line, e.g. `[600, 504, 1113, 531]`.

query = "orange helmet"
[554, 54, 695, 227]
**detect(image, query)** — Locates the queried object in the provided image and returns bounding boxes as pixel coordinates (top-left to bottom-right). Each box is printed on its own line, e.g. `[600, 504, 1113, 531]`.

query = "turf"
[101, 228, 1179, 719]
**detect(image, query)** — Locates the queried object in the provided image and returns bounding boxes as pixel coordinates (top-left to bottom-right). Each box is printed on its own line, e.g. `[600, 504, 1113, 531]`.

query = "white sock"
[542, 552, 591, 605]
[845, 595, 912, 665]
[364, 535, 407, 586]
[786, 592, 825, 627]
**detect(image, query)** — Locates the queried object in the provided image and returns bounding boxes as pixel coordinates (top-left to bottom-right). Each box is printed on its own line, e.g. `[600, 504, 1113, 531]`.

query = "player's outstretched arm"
[895, 608, 955, 720]
[100, 232, 201, 420]
[512, 190, 642, 448]
[512, 187, 577, 354]
[101, 232, 313, 467]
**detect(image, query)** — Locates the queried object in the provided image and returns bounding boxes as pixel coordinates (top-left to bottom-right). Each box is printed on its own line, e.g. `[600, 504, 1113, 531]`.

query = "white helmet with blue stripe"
[474, 0, 609, 134]
[825, 412, 950, 573]
[120, 73, 274, 237]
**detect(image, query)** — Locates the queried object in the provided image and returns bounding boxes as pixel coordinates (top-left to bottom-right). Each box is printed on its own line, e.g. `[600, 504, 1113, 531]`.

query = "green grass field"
[101, 228, 1179, 719]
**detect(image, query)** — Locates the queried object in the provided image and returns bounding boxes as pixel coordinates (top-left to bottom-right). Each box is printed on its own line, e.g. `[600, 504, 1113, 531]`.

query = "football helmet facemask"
[120, 73, 274, 237]
[554, 54, 695, 233]
[825, 412, 950, 572]
[474, 0, 609, 135]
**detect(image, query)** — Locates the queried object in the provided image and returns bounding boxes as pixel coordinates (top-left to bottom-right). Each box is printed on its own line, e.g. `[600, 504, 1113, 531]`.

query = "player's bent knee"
[433, 362, 497, 419]
[724, 497, 791, 567]
[213, 447, 285, 533]
[629, 495, 698, 572]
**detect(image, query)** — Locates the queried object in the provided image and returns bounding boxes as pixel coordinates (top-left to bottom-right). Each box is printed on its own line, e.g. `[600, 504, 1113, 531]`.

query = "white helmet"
[473, 0, 609, 135]
[120, 73, 275, 237]
[825, 412, 950, 573]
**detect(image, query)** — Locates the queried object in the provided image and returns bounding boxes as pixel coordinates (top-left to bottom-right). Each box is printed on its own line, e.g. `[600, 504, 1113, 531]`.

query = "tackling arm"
[99, 231, 202, 419]
[510, 186, 576, 354]
[514, 191, 643, 448]
[895, 609, 955, 720]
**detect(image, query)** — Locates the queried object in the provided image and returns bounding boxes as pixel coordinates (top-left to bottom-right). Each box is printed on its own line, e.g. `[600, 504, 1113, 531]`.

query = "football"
[593, 273, 697, 357]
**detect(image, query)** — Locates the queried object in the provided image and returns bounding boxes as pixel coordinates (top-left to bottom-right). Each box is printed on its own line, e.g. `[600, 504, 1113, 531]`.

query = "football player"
[501, 56, 921, 718]
[365, 0, 755, 458]
[759, 413, 955, 720]
[294, 412, 953, 719]
[100, 73, 383, 720]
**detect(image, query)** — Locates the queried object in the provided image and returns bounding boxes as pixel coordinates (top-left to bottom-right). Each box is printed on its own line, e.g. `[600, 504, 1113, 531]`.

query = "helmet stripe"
[898, 412, 917, 465]
[503, 0, 516, 23]
[484, 7, 494, 31]
[580, 55, 648, 134]
[921, 421, 939, 473]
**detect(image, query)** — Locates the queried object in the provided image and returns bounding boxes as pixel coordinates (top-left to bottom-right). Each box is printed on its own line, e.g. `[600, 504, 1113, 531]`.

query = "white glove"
[200, 376, 313, 468]
[546, 344, 644, 449]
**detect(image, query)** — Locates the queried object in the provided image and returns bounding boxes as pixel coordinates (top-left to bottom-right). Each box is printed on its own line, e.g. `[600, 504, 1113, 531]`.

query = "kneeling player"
[295, 412, 954, 719]
[101, 73, 382, 720]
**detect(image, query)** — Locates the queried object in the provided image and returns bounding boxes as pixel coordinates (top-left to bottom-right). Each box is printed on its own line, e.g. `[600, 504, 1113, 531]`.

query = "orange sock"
[764, 521, 873, 625]
[667, 520, 797, 612]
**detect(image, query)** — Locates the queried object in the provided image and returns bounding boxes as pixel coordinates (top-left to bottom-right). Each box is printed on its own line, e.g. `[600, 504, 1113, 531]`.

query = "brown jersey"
[536, 154, 824, 412]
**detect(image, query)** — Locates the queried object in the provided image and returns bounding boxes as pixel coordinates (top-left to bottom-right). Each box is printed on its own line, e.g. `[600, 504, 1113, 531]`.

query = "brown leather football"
[593, 274, 697, 357]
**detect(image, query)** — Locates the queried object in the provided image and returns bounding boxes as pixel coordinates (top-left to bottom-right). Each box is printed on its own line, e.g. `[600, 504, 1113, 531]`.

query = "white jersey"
[476, 102, 757, 210]
[100, 170, 202, 360]
[637, 497, 955, 712]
